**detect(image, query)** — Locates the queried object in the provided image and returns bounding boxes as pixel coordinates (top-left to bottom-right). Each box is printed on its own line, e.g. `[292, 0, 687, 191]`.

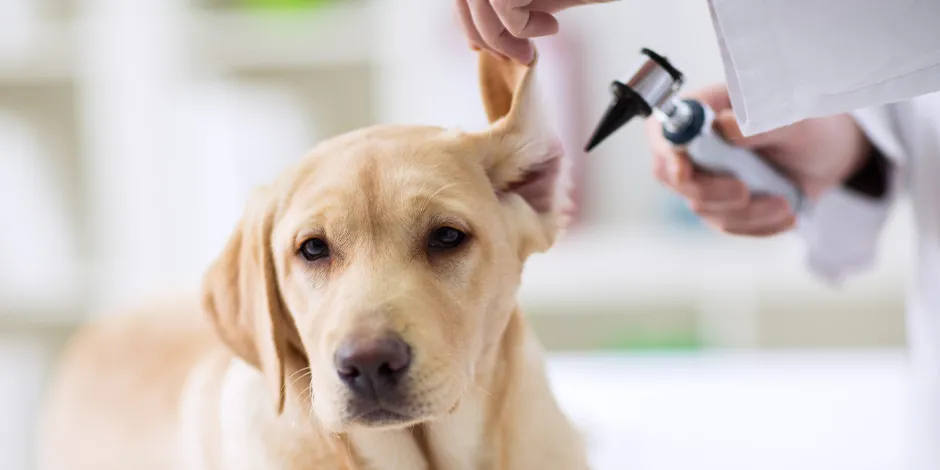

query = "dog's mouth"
[353, 407, 411, 425]
[349, 405, 421, 429]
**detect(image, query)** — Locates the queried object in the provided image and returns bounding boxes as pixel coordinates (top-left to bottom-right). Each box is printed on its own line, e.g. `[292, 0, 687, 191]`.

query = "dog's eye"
[299, 238, 330, 261]
[428, 227, 467, 251]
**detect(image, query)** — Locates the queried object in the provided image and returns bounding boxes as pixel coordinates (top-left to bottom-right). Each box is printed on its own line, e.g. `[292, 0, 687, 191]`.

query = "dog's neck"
[335, 308, 528, 470]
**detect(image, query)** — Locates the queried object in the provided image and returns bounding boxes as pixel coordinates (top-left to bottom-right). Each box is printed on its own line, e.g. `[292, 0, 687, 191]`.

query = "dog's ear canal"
[202, 187, 300, 414]
[476, 51, 572, 253]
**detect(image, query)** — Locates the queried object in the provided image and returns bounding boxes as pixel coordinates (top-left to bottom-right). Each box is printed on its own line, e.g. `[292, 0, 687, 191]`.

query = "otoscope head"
[584, 48, 685, 152]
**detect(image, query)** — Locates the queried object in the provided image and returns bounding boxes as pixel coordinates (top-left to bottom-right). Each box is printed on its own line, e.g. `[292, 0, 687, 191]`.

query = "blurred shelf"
[518, 226, 910, 314]
[0, 2, 379, 83]
[0, 21, 77, 84]
[190, 2, 376, 72]
[0, 260, 91, 330]
[0, 293, 89, 330]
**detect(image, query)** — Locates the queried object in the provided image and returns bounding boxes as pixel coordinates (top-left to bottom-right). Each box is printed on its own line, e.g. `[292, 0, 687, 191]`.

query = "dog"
[37, 51, 589, 470]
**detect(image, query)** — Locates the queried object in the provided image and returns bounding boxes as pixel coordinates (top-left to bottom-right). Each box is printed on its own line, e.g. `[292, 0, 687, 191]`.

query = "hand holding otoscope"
[585, 49, 879, 236]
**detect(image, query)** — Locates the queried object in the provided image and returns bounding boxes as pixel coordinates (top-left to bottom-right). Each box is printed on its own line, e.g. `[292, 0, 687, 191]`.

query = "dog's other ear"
[202, 187, 291, 414]
[477, 51, 572, 257]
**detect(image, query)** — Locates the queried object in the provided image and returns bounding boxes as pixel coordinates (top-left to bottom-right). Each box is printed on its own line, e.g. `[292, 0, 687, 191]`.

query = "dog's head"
[202, 52, 569, 432]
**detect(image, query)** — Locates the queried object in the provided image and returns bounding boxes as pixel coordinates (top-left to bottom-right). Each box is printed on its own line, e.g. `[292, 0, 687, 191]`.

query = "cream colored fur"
[36, 52, 589, 470]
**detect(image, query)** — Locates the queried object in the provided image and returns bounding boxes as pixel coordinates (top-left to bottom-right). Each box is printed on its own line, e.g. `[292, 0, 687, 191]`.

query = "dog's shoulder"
[38, 293, 224, 470]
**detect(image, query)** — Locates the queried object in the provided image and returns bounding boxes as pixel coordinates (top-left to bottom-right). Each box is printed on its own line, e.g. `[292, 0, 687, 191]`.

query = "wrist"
[841, 137, 890, 199]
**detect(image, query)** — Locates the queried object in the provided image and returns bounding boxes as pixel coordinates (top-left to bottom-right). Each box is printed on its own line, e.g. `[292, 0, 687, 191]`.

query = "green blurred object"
[241, 0, 336, 11]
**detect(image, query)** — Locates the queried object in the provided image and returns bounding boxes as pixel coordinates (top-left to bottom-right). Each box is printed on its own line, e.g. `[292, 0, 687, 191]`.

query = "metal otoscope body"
[585, 48, 803, 212]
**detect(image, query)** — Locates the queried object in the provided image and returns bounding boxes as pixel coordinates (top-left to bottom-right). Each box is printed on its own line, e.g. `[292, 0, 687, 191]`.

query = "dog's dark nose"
[335, 333, 411, 398]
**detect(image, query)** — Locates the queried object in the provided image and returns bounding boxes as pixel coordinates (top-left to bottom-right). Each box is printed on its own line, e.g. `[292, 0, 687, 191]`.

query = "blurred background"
[0, 0, 917, 468]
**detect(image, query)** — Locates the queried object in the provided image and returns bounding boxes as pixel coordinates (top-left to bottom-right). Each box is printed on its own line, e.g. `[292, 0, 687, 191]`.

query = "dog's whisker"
[286, 366, 312, 384]
[445, 368, 493, 402]
[342, 434, 353, 467]
[288, 373, 312, 389]
[288, 367, 310, 378]
[286, 367, 313, 391]
[469, 381, 494, 399]
[440, 349, 495, 401]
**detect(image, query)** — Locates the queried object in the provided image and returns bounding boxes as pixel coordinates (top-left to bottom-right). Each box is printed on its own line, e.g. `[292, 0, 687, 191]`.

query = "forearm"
[797, 107, 903, 285]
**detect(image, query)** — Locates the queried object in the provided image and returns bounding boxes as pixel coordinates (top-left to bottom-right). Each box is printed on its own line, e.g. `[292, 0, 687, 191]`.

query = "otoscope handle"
[665, 100, 804, 212]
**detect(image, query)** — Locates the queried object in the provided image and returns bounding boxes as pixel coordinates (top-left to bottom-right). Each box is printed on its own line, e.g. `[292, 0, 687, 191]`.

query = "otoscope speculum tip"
[584, 48, 685, 152]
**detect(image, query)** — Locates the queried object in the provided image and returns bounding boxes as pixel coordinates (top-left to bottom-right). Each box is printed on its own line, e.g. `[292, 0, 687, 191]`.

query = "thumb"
[713, 110, 771, 149]
[713, 110, 745, 143]
[714, 109, 761, 148]
[687, 83, 732, 113]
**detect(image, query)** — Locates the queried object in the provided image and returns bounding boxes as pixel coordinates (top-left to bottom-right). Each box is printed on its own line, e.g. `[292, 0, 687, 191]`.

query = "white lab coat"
[708, 1, 940, 467]
[804, 94, 940, 469]
[708, 0, 940, 136]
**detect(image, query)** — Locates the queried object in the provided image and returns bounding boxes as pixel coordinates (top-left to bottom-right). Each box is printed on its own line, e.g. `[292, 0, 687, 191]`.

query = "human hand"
[647, 84, 872, 236]
[454, 0, 613, 64]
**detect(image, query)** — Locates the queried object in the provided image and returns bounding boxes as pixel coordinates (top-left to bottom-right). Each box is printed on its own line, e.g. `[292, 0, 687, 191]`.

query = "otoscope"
[585, 48, 803, 212]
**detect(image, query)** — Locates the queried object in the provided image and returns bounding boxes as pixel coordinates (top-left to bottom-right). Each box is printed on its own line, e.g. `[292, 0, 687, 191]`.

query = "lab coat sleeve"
[796, 105, 905, 285]
[707, 0, 940, 136]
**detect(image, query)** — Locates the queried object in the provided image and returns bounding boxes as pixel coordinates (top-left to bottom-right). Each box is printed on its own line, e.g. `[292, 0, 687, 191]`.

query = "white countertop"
[546, 351, 912, 470]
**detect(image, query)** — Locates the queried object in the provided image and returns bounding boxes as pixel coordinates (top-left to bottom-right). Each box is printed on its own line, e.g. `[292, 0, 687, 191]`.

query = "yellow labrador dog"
[37, 52, 588, 470]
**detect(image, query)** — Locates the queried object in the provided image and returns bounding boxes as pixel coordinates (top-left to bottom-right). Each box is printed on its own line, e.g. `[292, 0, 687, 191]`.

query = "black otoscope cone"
[584, 81, 653, 152]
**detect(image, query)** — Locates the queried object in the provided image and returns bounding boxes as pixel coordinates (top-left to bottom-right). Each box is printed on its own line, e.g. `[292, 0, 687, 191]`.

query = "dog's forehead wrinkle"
[286, 130, 493, 223]
[357, 166, 478, 239]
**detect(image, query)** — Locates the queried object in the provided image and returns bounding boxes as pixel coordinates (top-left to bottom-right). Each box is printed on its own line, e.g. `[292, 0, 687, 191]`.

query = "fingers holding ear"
[512, 11, 560, 38]
[466, 0, 535, 64]
[456, 0, 492, 54]
[491, 0, 559, 39]
[457, 0, 559, 64]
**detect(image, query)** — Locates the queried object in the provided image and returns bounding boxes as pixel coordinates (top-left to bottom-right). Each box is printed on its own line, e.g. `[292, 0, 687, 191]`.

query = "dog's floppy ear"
[477, 51, 572, 256]
[202, 187, 292, 414]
